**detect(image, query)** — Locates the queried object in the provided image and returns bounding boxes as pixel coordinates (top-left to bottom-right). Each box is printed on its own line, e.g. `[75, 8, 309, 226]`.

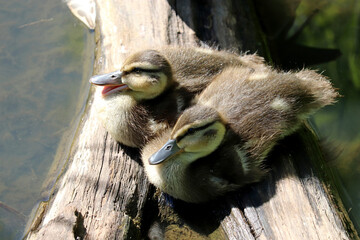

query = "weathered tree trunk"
[25, 0, 358, 239]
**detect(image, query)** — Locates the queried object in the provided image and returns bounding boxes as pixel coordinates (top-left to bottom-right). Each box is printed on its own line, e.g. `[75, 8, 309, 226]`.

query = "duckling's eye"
[185, 122, 216, 136]
[132, 67, 143, 74]
[131, 67, 160, 74]
[187, 128, 195, 134]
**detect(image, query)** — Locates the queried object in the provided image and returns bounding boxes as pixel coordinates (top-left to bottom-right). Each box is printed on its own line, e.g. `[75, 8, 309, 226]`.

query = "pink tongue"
[101, 84, 129, 96]
[102, 85, 120, 95]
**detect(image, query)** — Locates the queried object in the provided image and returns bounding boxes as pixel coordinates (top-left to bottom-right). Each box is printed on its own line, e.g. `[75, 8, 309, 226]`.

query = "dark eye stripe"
[176, 121, 215, 142]
[132, 67, 160, 73]
[191, 122, 214, 133]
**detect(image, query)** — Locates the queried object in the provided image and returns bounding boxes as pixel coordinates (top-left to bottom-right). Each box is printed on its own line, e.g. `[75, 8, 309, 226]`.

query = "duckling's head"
[90, 50, 173, 101]
[149, 105, 226, 165]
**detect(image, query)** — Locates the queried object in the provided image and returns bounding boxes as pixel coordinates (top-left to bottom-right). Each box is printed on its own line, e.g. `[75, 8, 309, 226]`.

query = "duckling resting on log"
[142, 66, 338, 203]
[90, 46, 266, 147]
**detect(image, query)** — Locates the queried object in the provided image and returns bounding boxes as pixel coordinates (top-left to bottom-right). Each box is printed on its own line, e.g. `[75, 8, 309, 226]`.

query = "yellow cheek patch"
[126, 72, 168, 100]
[127, 75, 152, 89]
[179, 121, 226, 155]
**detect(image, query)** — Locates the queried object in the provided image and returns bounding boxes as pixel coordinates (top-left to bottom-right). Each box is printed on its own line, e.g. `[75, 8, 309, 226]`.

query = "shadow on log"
[24, 0, 358, 239]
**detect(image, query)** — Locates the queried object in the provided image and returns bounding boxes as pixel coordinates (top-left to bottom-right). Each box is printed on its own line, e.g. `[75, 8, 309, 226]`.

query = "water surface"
[0, 0, 92, 238]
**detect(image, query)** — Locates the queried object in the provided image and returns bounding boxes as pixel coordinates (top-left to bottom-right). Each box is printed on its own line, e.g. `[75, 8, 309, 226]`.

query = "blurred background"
[298, 0, 360, 232]
[0, 0, 358, 239]
[256, 0, 360, 232]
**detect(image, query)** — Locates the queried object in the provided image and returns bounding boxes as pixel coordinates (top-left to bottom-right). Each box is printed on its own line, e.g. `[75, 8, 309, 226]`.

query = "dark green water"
[296, 0, 360, 232]
[0, 0, 92, 238]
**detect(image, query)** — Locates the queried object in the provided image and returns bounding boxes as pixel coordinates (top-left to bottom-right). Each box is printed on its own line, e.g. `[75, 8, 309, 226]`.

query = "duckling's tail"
[295, 69, 339, 117]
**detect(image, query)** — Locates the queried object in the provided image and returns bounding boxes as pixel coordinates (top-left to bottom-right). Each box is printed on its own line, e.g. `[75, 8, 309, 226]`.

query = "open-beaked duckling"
[90, 46, 265, 147]
[142, 67, 338, 203]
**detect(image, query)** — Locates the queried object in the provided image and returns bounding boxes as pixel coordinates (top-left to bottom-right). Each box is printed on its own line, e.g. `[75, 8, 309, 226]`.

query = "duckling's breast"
[93, 91, 151, 147]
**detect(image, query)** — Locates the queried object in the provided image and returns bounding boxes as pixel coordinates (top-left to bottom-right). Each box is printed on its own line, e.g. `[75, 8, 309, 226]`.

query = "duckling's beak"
[89, 70, 129, 96]
[149, 139, 182, 165]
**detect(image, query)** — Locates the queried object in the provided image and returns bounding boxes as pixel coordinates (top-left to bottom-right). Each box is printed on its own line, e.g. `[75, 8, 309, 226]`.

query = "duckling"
[142, 66, 338, 203]
[90, 46, 265, 147]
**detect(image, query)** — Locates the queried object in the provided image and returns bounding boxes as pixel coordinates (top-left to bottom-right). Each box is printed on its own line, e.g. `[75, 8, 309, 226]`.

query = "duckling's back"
[199, 67, 338, 158]
[160, 46, 267, 93]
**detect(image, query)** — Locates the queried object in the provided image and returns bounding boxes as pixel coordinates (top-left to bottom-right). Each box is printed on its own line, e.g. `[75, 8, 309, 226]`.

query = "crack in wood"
[93, 132, 107, 197]
[240, 206, 259, 239]
[73, 210, 87, 239]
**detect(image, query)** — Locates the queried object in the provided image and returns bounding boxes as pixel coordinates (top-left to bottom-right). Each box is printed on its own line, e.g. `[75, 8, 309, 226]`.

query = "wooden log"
[25, 0, 358, 239]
